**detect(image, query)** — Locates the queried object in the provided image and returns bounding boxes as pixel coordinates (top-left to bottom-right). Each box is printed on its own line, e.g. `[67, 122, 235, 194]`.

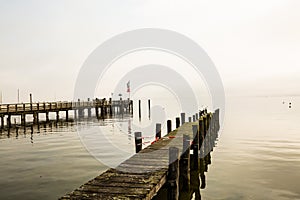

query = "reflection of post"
[168, 147, 179, 200]
[190, 168, 201, 200]
[128, 118, 132, 141]
[199, 158, 206, 189]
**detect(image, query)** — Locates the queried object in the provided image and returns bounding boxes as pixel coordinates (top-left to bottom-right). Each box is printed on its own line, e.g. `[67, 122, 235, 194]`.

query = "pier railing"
[0, 98, 133, 128]
[0, 99, 132, 114]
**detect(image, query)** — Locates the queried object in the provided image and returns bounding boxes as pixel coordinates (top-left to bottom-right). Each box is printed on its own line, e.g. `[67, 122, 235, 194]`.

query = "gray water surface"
[0, 96, 300, 200]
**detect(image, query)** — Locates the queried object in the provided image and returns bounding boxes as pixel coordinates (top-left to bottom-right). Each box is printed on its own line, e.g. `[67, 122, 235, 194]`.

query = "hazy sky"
[0, 0, 300, 103]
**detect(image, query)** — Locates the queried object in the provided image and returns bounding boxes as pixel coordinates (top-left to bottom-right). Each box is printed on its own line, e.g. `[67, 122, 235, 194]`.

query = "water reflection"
[0, 113, 133, 142]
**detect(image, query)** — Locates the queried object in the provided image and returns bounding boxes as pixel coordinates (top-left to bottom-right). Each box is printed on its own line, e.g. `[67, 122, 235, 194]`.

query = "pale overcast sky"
[0, 0, 300, 103]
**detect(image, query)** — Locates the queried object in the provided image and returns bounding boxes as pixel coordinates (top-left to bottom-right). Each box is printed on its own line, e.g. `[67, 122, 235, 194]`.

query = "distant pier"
[0, 98, 133, 129]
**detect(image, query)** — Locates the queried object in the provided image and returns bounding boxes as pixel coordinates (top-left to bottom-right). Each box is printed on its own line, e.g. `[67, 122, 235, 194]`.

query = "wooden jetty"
[60, 109, 220, 200]
[0, 98, 133, 129]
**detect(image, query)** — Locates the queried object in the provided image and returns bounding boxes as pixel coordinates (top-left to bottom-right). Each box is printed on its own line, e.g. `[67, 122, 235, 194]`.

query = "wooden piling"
[168, 147, 179, 200]
[7, 115, 11, 128]
[46, 112, 49, 122]
[180, 134, 190, 192]
[95, 107, 99, 118]
[148, 99, 151, 119]
[192, 125, 199, 170]
[199, 118, 204, 157]
[156, 123, 162, 139]
[21, 114, 25, 126]
[134, 132, 142, 153]
[176, 117, 180, 128]
[138, 100, 141, 120]
[167, 120, 172, 134]
[193, 115, 195, 122]
[0, 116, 3, 129]
[66, 110, 69, 121]
[188, 117, 191, 122]
[30, 93, 32, 110]
[33, 112, 39, 124]
[56, 111, 59, 122]
[180, 113, 185, 125]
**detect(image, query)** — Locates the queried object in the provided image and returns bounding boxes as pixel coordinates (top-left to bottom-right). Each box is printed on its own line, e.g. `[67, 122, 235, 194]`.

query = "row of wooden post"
[134, 109, 220, 200]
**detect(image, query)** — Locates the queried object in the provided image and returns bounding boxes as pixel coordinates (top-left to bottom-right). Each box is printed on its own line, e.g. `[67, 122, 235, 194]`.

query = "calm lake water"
[0, 96, 299, 199]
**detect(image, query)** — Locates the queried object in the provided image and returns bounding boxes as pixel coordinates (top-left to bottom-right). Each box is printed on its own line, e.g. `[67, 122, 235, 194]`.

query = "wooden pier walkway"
[60, 110, 220, 200]
[0, 98, 133, 129]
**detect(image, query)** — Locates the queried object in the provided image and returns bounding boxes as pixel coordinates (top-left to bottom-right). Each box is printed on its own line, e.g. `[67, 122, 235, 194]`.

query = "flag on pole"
[127, 81, 130, 93]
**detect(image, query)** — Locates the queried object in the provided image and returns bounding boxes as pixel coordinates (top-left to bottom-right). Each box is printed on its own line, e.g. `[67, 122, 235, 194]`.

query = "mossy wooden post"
[192, 125, 199, 170]
[180, 134, 190, 192]
[203, 115, 208, 155]
[134, 132, 142, 153]
[193, 115, 195, 122]
[196, 113, 199, 120]
[168, 147, 179, 200]
[167, 120, 172, 134]
[199, 118, 204, 157]
[180, 113, 185, 125]
[188, 117, 191, 122]
[176, 117, 180, 128]
[156, 123, 161, 139]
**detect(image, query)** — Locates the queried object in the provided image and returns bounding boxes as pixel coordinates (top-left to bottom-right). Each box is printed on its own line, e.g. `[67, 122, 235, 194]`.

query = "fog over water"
[0, 1, 300, 200]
